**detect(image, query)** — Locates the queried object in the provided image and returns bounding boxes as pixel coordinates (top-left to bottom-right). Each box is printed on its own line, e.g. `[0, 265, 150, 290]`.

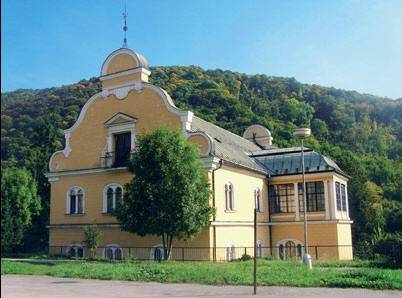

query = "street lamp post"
[293, 128, 312, 269]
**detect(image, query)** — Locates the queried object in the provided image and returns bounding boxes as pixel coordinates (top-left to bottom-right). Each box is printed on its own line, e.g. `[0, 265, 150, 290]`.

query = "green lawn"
[2, 259, 401, 290]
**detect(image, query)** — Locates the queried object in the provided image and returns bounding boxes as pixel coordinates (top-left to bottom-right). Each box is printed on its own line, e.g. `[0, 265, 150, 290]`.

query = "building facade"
[47, 47, 353, 261]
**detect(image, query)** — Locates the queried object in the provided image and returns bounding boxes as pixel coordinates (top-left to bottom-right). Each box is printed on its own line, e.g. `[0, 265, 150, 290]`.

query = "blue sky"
[2, 0, 402, 98]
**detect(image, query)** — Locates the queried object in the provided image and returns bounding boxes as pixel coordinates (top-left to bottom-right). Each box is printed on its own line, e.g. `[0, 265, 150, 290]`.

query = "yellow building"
[47, 47, 353, 261]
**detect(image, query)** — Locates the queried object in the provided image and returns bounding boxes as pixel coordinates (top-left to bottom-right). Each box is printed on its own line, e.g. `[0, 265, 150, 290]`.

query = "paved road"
[2, 275, 401, 298]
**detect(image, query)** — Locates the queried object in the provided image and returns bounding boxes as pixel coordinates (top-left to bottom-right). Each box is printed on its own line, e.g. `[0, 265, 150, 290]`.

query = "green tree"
[1, 166, 41, 252]
[115, 128, 213, 260]
[82, 224, 101, 258]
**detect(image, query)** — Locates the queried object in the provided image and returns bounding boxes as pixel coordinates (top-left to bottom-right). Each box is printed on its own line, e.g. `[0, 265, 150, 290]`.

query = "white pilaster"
[294, 183, 299, 221]
[331, 180, 337, 219]
[323, 180, 330, 220]
[345, 184, 350, 220]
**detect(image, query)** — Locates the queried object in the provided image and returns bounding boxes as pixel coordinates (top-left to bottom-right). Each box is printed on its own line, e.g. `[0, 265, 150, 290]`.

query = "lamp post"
[293, 128, 312, 269]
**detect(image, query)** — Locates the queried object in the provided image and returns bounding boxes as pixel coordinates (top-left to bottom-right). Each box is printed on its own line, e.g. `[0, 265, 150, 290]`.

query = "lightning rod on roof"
[122, 3, 128, 48]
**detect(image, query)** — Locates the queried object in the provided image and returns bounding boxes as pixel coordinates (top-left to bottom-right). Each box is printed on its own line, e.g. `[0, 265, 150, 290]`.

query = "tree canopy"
[1, 165, 41, 252]
[115, 128, 213, 259]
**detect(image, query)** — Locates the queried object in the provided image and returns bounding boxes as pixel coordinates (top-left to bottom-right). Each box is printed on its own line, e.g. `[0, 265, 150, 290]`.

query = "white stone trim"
[103, 244, 124, 260]
[345, 184, 350, 220]
[186, 131, 214, 156]
[226, 243, 237, 261]
[276, 238, 303, 259]
[323, 179, 330, 220]
[66, 186, 85, 215]
[102, 82, 140, 99]
[102, 183, 124, 213]
[224, 181, 235, 211]
[105, 113, 137, 126]
[106, 123, 136, 153]
[66, 243, 84, 257]
[100, 67, 151, 81]
[293, 182, 299, 221]
[149, 244, 170, 261]
[332, 180, 338, 219]
[254, 187, 263, 212]
[100, 48, 147, 76]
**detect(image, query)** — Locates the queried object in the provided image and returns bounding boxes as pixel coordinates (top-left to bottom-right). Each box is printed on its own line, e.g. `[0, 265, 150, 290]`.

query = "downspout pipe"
[211, 159, 222, 262]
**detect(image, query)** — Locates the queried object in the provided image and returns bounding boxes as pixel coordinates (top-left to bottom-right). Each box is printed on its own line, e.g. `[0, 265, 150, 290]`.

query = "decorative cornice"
[100, 67, 151, 81]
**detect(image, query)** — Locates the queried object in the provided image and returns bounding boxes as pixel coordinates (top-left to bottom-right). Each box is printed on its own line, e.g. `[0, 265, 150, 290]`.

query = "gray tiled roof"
[190, 116, 266, 173]
[190, 117, 347, 178]
[251, 148, 348, 177]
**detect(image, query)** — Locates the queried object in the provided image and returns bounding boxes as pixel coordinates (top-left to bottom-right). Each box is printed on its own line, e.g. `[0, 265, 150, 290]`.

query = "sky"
[2, 0, 402, 99]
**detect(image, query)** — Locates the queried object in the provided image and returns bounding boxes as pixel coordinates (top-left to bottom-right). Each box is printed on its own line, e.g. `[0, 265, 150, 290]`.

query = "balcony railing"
[100, 150, 136, 168]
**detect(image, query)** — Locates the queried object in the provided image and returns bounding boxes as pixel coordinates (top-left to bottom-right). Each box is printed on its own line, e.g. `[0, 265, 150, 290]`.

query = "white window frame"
[254, 187, 263, 212]
[256, 240, 263, 257]
[66, 186, 85, 215]
[276, 239, 303, 259]
[226, 243, 236, 261]
[225, 182, 235, 211]
[67, 244, 84, 257]
[102, 184, 124, 213]
[149, 244, 170, 261]
[104, 244, 123, 260]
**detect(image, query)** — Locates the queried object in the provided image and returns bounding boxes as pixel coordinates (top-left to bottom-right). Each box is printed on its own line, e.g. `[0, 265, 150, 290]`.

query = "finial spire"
[122, 3, 128, 48]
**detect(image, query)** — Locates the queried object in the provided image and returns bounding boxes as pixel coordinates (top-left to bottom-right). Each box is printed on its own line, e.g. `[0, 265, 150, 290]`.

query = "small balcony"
[100, 150, 136, 168]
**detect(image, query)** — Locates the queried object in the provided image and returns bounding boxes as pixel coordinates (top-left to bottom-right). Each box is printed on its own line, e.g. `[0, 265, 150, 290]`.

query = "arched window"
[103, 184, 123, 213]
[225, 182, 234, 211]
[256, 240, 263, 258]
[285, 241, 296, 259]
[226, 244, 236, 261]
[279, 244, 284, 260]
[67, 244, 84, 258]
[254, 188, 262, 212]
[276, 239, 303, 260]
[67, 187, 84, 215]
[149, 244, 168, 261]
[296, 244, 303, 259]
[104, 244, 123, 260]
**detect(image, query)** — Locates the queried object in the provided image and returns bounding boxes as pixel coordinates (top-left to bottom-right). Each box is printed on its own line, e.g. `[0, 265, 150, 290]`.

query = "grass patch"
[2, 259, 401, 290]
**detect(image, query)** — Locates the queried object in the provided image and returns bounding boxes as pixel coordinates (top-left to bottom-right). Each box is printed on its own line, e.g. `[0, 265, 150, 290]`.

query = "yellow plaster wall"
[271, 223, 340, 259]
[105, 53, 137, 75]
[50, 170, 133, 225]
[213, 166, 268, 222]
[101, 72, 148, 88]
[49, 226, 211, 260]
[337, 223, 353, 260]
[333, 176, 350, 220]
[50, 89, 182, 171]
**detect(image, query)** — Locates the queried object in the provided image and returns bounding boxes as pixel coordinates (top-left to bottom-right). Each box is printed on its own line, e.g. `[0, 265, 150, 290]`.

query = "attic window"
[316, 166, 320, 171]
[306, 167, 310, 172]
[284, 169, 288, 174]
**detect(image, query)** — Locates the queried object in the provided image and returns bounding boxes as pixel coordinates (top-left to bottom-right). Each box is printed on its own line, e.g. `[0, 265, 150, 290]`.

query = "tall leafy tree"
[115, 128, 213, 260]
[1, 165, 41, 252]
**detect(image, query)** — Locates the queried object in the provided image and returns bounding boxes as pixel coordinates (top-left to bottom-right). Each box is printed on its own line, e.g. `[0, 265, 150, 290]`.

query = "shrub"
[373, 234, 402, 264]
[239, 253, 252, 261]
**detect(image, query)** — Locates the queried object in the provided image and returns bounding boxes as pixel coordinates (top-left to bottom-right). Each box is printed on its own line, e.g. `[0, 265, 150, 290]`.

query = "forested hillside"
[1, 66, 401, 252]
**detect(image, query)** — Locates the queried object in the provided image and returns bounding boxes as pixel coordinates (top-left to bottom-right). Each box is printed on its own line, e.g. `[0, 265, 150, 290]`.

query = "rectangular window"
[269, 184, 295, 214]
[341, 184, 347, 211]
[335, 182, 342, 211]
[114, 132, 131, 167]
[298, 181, 325, 212]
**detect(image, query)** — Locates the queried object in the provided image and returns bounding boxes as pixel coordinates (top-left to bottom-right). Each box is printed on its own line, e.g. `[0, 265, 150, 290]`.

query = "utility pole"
[293, 128, 312, 269]
[253, 207, 257, 294]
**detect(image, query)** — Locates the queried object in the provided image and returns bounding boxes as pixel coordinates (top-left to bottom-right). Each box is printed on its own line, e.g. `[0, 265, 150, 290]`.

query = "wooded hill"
[1, 66, 401, 251]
